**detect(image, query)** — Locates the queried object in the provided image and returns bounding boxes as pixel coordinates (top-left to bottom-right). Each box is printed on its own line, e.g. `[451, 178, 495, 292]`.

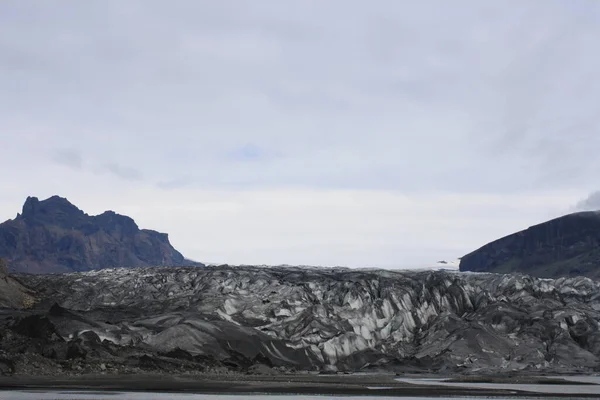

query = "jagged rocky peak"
[19, 195, 86, 227]
[460, 211, 600, 280]
[0, 195, 194, 273]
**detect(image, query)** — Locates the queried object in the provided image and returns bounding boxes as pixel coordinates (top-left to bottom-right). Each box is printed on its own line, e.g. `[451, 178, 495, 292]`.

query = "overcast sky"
[1, 1, 599, 268]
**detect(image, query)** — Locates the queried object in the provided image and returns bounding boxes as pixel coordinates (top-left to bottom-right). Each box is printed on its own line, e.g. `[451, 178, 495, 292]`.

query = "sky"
[1, 1, 599, 268]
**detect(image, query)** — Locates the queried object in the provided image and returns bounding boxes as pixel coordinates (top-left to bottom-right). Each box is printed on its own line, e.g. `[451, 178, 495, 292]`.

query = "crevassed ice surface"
[20, 266, 600, 372]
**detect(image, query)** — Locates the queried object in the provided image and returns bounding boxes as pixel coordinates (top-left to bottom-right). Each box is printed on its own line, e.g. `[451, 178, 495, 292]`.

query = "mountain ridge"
[459, 210, 600, 279]
[0, 195, 196, 274]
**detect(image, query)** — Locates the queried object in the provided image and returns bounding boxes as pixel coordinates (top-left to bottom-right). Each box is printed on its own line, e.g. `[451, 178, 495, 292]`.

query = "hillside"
[0, 196, 193, 273]
[459, 211, 600, 279]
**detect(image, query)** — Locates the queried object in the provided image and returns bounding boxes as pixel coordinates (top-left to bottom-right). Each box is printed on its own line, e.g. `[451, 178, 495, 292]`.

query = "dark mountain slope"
[460, 211, 600, 279]
[0, 196, 191, 273]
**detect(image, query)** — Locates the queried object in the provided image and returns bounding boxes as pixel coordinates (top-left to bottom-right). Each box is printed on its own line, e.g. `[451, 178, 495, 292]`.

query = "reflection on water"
[0, 391, 595, 400]
[397, 376, 600, 395]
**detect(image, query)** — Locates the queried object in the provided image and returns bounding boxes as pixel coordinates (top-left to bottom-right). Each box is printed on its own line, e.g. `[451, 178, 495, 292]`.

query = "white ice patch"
[223, 298, 238, 315]
[275, 309, 292, 317]
[217, 309, 235, 323]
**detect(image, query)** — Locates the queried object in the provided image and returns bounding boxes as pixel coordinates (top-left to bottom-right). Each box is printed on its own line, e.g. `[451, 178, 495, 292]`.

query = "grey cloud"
[105, 163, 144, 181]
[52, 149, 83, 170]
[1, 1, 600, 266]
[157, 176, 192, 190]
[52, 149, 146, 183]
[1, 1, 598, 195]
[228, 144, 269, 162]
[575, 191, 600, 212]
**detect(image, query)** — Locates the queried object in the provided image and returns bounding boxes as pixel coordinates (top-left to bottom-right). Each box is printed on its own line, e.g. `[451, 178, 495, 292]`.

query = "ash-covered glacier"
[4, 265, 600, 375]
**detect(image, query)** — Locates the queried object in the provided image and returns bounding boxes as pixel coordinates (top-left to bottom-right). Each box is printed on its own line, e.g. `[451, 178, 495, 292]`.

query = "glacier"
[3, 265, 600, 375]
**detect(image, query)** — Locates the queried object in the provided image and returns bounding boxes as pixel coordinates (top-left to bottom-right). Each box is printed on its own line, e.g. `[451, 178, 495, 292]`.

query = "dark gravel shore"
[0, 373, 599, 398]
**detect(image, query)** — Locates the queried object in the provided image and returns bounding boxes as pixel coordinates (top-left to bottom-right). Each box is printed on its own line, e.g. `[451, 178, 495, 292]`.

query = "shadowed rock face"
[12, 266, 600, 374]
[0, 196, 191, 273]
[460, 211, 600, 279]
[0, 258, 35, 309]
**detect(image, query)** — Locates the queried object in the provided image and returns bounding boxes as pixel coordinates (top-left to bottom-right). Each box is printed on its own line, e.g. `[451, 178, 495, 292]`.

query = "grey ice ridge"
[7, 265, 600, 375]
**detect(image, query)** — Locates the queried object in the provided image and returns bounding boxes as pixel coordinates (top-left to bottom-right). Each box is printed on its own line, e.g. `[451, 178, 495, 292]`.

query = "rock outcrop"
[460, 211, 600, 279]
[0, 258, 36, 309]
[0, 196, 192, 273]
[5, 265, 600, 375]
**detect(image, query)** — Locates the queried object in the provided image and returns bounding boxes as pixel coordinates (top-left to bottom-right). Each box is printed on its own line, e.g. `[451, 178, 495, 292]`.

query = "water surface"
[397, 377, 600, 395]
[0, 391, 593, 400]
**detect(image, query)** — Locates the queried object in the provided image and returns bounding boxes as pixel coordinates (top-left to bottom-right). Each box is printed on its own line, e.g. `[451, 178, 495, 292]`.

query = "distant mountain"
[460, 211, 600, 279]
[0, 196, 197, 273]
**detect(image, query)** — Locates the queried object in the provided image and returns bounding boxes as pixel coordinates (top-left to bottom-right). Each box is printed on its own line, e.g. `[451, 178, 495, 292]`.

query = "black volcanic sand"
[0, 373, 599, 398]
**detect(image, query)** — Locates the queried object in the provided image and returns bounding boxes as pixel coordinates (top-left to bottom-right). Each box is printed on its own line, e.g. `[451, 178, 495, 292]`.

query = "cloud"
[228, 144, 266, 162]
[52, 149, 83, 170]
[51, 149, 145, 183]
[574, 191, 600, 212]
[157, 176, 192, 190]
[104, 163, 144, 181]
[0, 1, 598, 267]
